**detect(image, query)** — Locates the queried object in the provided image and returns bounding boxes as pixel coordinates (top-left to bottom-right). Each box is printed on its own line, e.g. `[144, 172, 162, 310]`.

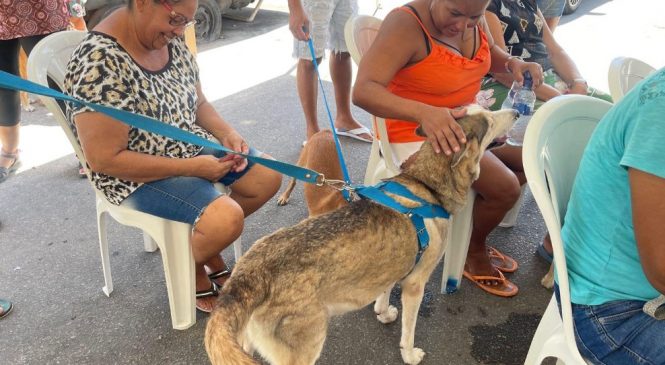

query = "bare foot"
[464, 248, 502, 286]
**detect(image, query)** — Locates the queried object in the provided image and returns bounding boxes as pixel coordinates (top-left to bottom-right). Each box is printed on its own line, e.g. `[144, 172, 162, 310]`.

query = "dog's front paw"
[400, 347, 425, 365]
[376, 305, 398, 324]
[276, 194, 289, 206]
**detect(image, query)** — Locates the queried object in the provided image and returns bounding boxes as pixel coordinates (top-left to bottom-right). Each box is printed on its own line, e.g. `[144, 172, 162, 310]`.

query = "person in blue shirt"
[559, 68, 665, 365]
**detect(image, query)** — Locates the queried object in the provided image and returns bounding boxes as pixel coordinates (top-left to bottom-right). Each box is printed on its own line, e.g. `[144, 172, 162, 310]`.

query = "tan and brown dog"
[205, 109, 518, 365]
[277, 129, 347, 217]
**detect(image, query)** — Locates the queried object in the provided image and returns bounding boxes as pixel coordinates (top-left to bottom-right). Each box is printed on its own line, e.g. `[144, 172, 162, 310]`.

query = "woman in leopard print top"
[64, 0, 282, 313]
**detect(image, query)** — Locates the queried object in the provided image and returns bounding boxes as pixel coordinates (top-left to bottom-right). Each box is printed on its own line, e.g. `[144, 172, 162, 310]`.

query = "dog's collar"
[354, 181, 450, 264]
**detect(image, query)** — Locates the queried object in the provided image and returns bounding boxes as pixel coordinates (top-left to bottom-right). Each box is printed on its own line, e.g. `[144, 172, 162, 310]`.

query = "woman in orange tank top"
[353, 0, 543, 298]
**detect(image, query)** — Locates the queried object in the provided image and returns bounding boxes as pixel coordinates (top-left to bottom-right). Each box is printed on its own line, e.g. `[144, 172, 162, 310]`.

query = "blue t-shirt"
[560, 68, 665, 306]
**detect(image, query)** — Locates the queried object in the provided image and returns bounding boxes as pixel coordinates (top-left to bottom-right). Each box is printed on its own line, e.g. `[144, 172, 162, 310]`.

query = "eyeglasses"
[160, 0, 197, 28]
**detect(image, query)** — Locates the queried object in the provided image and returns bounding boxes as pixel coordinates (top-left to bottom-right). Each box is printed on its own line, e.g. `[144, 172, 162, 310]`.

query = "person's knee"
[479, 174, 521, 209]
[259, 154, 283, 196]
[298, 58, 319, 71]
[198, 197, 244, 241]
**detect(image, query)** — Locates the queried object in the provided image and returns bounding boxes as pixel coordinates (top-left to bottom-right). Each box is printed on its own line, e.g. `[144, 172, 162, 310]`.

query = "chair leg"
[143, 231, 158, 252]
[233, 237, 243, 262]
[156, 221, 197, 330]
[96, 209, 114, 297]
[524, 295, 560, 365]
[441, 190, 475, 294]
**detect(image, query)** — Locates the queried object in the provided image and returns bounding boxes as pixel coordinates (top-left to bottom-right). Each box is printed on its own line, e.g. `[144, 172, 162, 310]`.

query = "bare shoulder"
[372, 7, 427, 64]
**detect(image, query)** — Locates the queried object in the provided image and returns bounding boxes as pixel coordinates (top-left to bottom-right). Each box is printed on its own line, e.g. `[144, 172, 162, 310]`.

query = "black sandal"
[207, 267, 232, 287]
[195, 283, 219, 313]
[0, 150, 21, 183]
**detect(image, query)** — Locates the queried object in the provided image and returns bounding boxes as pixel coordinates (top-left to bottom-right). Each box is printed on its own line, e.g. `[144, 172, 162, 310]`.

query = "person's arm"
[194, 84, 248, 172]
[629, 168, 665, 294]
[484, 11, 560, 100]
[352, 10, 467, 155]
[538, 9, 587, 95]
[287, 0, 309, 41]
[74, 112, 237, 182]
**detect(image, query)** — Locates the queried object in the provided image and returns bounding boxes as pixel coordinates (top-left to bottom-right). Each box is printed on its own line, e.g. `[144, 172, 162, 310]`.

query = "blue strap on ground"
[306, 38, 352, 201]
[0, 70, 322, 185]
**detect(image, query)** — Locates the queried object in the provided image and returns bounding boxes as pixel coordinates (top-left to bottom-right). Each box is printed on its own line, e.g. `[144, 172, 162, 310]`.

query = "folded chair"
[344, 15, 526, 294]
[607, 56, 656, 102]
[27, 30, 242, 330]
[522, 95, 612, 364]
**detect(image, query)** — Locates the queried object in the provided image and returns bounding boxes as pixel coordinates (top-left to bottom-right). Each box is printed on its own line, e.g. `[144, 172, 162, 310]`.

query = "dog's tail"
[205, 273, 267, 365]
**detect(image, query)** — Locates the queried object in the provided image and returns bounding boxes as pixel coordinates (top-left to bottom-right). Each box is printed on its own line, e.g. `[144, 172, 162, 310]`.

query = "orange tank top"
[385, 7, 491, 143]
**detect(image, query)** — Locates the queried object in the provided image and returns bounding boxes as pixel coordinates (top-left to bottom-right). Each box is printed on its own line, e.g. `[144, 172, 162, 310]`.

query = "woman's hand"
[419, 106, 468, 155]
[189, 155, 239, 182]
[511, 60, 545, 88]
[220, 130, 249, 173]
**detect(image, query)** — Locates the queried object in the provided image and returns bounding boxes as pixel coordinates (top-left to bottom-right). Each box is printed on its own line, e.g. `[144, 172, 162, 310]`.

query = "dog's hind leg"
[374, 283, 398, 324]
[398, 279, 426, 365]
[263, 306, 328, 365]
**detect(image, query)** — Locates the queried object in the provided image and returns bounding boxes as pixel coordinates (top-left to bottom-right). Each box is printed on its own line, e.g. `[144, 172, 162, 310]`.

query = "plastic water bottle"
[505, 72, 536, 146]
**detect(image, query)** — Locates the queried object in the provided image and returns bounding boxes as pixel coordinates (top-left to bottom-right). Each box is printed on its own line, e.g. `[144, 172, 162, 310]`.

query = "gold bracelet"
[504, 55, 522, 73]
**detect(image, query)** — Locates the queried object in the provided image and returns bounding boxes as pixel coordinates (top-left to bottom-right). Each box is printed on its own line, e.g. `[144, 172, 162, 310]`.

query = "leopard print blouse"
[64, 32, 212, 205]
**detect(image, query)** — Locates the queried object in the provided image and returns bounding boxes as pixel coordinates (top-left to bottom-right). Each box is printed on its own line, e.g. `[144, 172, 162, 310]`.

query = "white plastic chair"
[607, 57, 656, 102]
[522, 95, 612, 364]
[27, 30, 242, 330]
[345, 15, 525, 294]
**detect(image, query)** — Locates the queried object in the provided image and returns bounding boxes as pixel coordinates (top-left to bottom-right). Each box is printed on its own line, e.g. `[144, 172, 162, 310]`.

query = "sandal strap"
[208, 268, 231, 280]
[0, 150, 19, 159]
[196, 284, 219, 299]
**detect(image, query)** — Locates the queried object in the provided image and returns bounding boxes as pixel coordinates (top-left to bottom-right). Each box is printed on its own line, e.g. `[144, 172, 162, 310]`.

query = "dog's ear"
[451, 142, 470, 168]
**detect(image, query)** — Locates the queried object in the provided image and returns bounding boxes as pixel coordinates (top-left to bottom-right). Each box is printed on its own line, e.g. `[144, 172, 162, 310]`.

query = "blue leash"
[306, 38, 352, 201]
[0, 65, 450, 263]
[0, 70, 323, 185]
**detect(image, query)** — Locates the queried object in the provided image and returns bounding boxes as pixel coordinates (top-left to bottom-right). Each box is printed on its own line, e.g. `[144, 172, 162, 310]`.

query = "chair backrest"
[607, 56, 656, 102]
[523, 95, 612, 359]
[344, 15, 401, 183]
[344, 15, 382, 66]
[26, 30, 88, 173]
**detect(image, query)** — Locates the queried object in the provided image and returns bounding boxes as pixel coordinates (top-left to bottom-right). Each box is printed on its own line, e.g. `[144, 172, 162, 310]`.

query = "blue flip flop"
[0, 298, 13, 319]
[537, 243, 553, 264]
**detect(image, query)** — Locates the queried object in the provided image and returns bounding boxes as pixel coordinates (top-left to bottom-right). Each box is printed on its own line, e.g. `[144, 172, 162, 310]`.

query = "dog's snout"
[513, 110, 520, 119]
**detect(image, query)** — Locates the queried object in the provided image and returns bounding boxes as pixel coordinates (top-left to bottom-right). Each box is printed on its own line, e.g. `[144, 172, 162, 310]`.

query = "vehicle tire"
[195, 0, 222, 43]
[86, 3, 124, 30]
[563, 0, 582, 15]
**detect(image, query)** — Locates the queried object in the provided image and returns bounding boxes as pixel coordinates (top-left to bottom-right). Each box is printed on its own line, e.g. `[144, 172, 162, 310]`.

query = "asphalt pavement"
[1, 0, 663, 364]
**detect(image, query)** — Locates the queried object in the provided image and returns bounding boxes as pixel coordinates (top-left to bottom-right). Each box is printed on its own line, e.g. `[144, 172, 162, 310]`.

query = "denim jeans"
[121, 146, 260, 225]
[555, 284, 665, 365]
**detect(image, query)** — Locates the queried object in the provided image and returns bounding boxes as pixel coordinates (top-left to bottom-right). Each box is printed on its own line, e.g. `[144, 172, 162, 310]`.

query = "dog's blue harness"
[354, 181, 450, 264]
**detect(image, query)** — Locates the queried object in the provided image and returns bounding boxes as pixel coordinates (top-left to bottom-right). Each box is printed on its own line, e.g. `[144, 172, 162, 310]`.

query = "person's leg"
[293, 0, 334, 140]
[121, 176, 243, 312]
[328, 0, 371, 141]
[297, 58, 321, 140]
[0, 39, 21, 178]
[203, 148, 281, 287]
[465, 151, 521, 292]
